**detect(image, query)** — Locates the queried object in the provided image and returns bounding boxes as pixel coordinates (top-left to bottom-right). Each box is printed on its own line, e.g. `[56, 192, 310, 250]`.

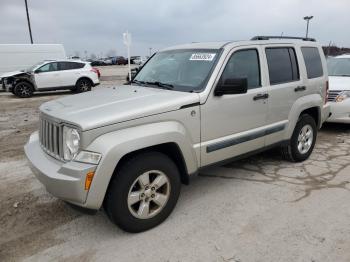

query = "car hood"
[40, 85, 200, 131]
[0, 70, 25, 78]
[329, 76, 350, 91]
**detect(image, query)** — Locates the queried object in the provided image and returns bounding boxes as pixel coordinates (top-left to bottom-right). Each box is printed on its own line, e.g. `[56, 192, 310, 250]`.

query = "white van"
[0, 44, 66, 76]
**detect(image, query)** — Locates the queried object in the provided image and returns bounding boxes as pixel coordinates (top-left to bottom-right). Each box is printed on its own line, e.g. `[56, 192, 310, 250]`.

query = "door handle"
[294, 86, 306, 92]
[253, 93, 269, 101]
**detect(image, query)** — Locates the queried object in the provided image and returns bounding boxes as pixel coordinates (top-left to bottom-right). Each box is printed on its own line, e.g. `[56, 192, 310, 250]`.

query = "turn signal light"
[85, 172, 95, 190]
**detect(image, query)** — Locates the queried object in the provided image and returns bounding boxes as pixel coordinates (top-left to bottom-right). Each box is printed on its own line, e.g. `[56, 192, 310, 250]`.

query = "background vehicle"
[25, 37, 330, 233]
[133, 56, 148, 65]
[327, 55, 350, 123]
[4, 60, 99, 98]
[113, 56, 128, 65]
[0, 44, 66, 75]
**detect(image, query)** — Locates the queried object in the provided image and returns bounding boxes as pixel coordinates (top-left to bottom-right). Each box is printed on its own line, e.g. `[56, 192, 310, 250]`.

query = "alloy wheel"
[127, 170, 171, 219]
[297, 124, 313, 154]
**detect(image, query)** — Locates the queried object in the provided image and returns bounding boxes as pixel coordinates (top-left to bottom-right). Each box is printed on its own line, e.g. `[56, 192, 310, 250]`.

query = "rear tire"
[104, 152, 181, 233]
[13, 82, 34, 98]
[75, 78, 92, 93]
[281, 114, 317, 162]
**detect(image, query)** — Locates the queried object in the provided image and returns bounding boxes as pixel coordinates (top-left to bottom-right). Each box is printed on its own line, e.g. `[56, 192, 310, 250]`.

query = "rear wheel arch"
[76, 76, 93, 85]
[75, 77, 93, 92]
[299, 106, 320, 128]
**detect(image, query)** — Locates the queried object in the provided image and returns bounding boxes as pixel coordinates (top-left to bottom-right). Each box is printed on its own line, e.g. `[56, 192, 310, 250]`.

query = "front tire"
[281, 114, 317, 162]
[75, 78, 92, 93]
[13, 82, 34, 98]
[104, 152, 181, 233]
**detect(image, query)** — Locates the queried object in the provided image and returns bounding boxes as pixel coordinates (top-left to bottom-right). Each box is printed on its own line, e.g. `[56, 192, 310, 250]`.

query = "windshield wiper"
[131, 79, 146, 85]
[145, 81, 174, 90]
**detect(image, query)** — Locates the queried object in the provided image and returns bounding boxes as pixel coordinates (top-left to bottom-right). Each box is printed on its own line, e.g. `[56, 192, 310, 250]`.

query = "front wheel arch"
[13, 81, 34, 98]
[110, 143, 190, 187]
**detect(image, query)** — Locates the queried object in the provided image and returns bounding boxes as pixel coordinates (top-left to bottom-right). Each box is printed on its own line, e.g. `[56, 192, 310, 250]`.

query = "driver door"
[34, 62, 61, 89]
[201, 46, 269, 166]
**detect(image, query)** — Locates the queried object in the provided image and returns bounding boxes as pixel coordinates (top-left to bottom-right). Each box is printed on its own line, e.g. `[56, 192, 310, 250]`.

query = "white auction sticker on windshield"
[190, 53, 216, 61]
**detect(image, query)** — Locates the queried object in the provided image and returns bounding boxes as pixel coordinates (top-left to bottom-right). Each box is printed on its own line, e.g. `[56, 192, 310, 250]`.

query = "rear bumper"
[24, 132, 98, 207]
[327, 100, 350, 124]
[321, 103, 331, 126]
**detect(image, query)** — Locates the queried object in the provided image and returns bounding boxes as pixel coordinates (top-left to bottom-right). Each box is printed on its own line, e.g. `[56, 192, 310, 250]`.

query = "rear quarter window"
[301, 47, 323, 79]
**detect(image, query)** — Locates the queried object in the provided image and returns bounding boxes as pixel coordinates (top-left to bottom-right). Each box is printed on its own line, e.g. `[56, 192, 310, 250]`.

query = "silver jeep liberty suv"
[25, 36, 330, 232]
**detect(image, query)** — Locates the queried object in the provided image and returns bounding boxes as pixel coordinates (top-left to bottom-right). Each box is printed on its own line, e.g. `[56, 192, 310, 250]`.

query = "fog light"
[85, 172, 95, 190]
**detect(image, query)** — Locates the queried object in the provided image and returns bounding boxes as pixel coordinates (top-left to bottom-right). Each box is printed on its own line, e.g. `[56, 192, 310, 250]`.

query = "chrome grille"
[328, 90, 342, 102]
[39, 117, 63, 160]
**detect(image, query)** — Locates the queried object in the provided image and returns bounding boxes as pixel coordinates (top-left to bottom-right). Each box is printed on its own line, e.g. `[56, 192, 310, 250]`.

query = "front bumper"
[327, 100, 350, 124]
[24, 132, 98, 207]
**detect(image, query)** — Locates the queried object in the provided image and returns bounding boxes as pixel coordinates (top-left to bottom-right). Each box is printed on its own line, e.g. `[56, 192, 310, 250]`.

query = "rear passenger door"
[58, 62, 85, 87]
[263, 46, 303, 145]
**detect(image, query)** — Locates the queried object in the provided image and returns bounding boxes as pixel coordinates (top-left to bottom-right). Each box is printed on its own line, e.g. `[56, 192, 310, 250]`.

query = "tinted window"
[37, 62, 58, 73]
[301, 47, 323, 78]
[266, 47, 299, 85]
[220, 49, 261, 89]
[59, 62, 85, 70]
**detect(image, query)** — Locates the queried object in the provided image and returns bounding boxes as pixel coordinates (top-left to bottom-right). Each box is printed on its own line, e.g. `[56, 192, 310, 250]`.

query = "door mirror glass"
[214, 78, 248, 96]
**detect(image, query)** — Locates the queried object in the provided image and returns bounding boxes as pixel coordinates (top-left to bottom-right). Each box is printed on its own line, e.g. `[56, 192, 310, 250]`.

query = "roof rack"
[251, 36, 316, 42]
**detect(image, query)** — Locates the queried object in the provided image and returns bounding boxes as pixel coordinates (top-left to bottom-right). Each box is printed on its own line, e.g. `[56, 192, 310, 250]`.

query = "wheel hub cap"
[127, 170, 171, 219]
[297, 124, 313, 154]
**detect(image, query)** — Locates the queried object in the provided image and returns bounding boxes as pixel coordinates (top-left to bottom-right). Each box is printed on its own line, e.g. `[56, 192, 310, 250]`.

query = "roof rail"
[251, 36, 316, 42]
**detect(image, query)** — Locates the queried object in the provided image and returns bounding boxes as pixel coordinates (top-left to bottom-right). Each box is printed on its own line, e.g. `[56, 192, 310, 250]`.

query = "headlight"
[336, 91, 350, 102]
[63, 126, 80, 161]
[74, 151, 102, 165]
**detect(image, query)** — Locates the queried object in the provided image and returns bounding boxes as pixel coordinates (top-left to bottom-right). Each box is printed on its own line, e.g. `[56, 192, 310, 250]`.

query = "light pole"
[24, 0, 33, 44]
[149, 47, 153, 57]
[303, 16, 313, 38]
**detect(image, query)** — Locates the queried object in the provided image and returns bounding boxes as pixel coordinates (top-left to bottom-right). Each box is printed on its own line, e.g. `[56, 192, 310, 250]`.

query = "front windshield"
[327, 58, 350, 76]
[24, 62, 45, 72]
[133, 49, 220, 92]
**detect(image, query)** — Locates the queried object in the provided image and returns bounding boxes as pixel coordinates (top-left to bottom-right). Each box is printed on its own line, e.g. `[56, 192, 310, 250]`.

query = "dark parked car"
[113, 56, 128, 65]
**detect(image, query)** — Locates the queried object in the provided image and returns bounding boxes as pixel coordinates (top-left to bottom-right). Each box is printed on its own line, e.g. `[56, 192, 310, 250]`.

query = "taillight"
[324, 81, 329, 104]
[91, 68, 101, 78]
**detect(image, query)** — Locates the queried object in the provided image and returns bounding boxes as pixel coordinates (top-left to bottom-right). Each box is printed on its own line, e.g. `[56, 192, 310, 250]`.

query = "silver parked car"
[327, 55, 350, 123]
[25, 36, 330, 232]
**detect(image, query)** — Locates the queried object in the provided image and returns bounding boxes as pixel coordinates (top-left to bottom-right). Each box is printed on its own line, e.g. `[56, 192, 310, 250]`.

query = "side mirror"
[34, 69, 41, 74]
[214, 78, 248, 96]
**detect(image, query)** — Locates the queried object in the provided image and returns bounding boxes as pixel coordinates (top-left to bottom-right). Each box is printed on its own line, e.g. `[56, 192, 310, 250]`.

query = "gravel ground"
[1, 66, 350, 261]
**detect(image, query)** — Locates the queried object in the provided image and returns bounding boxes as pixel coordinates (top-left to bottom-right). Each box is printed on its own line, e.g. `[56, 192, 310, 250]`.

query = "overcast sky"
[0, 0, 349, 57]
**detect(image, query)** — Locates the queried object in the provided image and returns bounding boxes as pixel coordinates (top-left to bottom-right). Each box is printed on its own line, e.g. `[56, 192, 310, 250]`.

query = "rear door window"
[59, 62, 85, 70]
[265, 47, 299, 85]
[301, 47, 323, 79]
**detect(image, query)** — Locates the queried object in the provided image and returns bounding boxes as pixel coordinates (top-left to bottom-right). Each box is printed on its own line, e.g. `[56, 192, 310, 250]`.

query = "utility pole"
[24, 0, 33, 44]
[303, 16, 313, 38]
[149, 47, 153, 57]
